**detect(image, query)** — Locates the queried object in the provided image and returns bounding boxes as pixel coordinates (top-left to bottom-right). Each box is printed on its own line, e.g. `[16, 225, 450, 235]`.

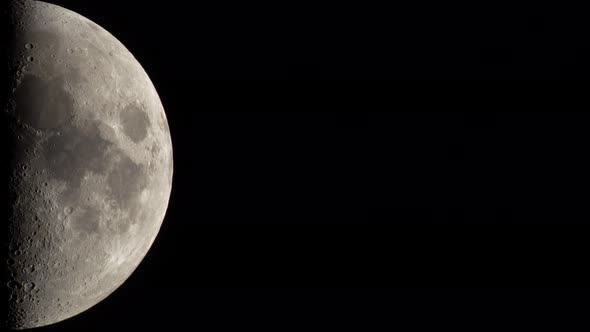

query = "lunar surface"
[2, 1, 173, 329]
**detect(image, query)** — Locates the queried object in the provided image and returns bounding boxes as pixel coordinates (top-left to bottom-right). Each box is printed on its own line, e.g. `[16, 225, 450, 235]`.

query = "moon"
[3, 1, 173, 329]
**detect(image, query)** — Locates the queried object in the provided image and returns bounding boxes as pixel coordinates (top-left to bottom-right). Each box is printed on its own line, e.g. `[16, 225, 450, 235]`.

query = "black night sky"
[18, 1, 590, 331]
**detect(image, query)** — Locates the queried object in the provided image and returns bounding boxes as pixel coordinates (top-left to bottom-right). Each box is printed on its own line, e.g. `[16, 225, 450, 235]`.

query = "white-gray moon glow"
[4, 0, 173, 329]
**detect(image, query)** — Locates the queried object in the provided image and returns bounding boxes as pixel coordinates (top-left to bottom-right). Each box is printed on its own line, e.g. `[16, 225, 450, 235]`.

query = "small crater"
[23, 282, 36, 292]
[24, 43, 34, 49]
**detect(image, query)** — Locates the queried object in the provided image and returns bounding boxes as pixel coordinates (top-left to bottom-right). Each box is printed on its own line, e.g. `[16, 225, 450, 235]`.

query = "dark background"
[31, 1, 590, 331]
[43, 1, 590, 79]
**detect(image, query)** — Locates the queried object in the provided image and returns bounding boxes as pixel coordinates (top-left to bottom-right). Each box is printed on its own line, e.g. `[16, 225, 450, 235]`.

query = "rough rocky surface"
[3, 1, 173, 329]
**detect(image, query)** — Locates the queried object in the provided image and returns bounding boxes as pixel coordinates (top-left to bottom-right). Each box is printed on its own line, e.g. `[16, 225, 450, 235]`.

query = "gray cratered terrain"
[2, 0, 173, 329]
